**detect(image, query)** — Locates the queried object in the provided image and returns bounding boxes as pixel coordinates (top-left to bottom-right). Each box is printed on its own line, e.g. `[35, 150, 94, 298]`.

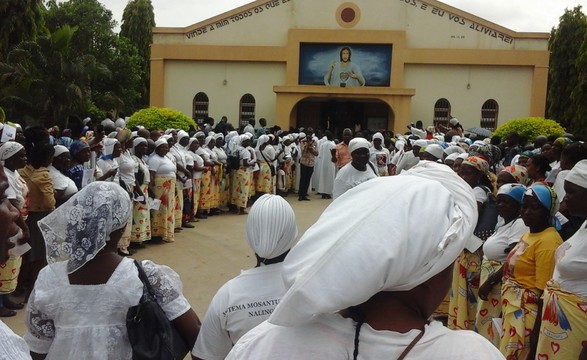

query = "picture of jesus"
[324, 46, 365, 87]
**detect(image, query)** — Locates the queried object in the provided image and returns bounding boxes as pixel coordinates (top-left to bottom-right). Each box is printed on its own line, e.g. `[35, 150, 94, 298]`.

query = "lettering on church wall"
[399, 0, 514, 44]
[186, 0, 290, 38]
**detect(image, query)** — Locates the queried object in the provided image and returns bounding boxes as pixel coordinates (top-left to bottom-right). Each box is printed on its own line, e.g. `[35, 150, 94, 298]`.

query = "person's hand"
[469, 273, 480, 288]
[330, 62, 335, 69]
[350, 72, 358, 79]
[107, 168, 118, 177]
[18, 228, 30, 245]
[478, 280, 493, 301]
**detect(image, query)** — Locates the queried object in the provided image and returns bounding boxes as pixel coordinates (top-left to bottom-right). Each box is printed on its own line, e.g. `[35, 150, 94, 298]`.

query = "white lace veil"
[38, 181, 132, 273]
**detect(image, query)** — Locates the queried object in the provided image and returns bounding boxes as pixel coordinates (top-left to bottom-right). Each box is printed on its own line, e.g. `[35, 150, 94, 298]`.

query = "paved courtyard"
[3, 194, 331, 338]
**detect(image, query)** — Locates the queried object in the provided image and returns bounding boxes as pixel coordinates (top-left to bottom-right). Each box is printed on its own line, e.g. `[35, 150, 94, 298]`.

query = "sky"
[97, 0, 587, 33]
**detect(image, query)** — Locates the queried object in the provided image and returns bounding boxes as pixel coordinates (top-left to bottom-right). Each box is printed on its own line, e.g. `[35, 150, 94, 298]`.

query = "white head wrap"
[194, 131, 205, 138]
[53, 145, 69, 158]
[82, 117, 92, 125]
[348, 138, 370, 154]
[188, 137, 199, 147]
[449, 118, 460, 126]
[101, 138, 119, 158]
[457, 152, 469, 160]
[225, 131, 238, 145]
[566, 159, 587, 189]
[0, 142, 24, 161]
[38, 182, 132, 273]
[445, 152, 459, 162]
[246, 194, 298, 260]
[133, 137, 147, 148]
[424, 144, 444, 159]
[413, 139, 428, 148]
[177, 130, 189, 142]
[298, 133, 306, 140]
[444, 146, 465, 155]
[269, 161, 477, 326]
[395, 140, 405, 151]
[204, 135, 214, 147]
[214, 133, 224, 141]
[372, 132, 384, 142]
[256, 135, 270, 150]
[155, 138, 168, 148]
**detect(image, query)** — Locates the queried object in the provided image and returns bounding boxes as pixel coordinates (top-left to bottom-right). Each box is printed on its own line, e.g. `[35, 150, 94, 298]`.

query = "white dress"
[333, 162, 378, 200]
[192, 264, 287, 360]
[24, 258, 191, 359]
[0, 321, 31, 360]
[315, 140, 336, 195]
[226, 314, 505, 360]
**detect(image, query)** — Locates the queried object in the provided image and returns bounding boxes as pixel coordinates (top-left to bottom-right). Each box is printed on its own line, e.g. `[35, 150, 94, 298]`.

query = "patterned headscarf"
[69, 140, 89, 158]
[524, 185, 560, 230]
[502, 165, 528, 184]
[0, 141, 24, 161]
[462, 156, 489, 175]
[38, 182, 132, 273]
[497, 183, 526, 204]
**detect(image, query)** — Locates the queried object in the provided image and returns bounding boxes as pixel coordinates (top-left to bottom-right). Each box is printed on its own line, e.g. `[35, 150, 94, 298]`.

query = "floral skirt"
[256, 161, 274, 194]
[536, 280, 587, 360]
[448, 249, 481, 330]
[499, 278, 540, 359]
[0, 256, 22, 294]
[131, 184, 151, 242]
[151, 175, 176, 242]
[174, 179, 183, 227]
[231, 167, 251, 208]
[199, 170, 213, 211]
[475, 259, 503, 347]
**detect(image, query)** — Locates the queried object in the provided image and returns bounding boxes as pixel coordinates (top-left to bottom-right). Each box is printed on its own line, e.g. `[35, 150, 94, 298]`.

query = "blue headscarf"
[523, 184, 560, 230]
[69, 139, 89, 157]
[498, 183, 526, 204]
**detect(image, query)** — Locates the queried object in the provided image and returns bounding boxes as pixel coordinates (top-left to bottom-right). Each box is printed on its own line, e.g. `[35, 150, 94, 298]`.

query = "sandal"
[0, 308, 17, 317]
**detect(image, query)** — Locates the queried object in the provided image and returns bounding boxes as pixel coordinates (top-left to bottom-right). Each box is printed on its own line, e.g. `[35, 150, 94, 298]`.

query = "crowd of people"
[0, 114, 586, 359]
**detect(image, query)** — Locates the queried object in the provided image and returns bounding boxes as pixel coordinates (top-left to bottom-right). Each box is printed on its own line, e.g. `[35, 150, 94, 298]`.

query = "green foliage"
[0, 0, 47, 59]
[493, 117, 566, 141]
[127, 107, 196, 131]
[547, 6, 587, 135]
[0, 107, 5, 123]
[85, 101, 105, 120]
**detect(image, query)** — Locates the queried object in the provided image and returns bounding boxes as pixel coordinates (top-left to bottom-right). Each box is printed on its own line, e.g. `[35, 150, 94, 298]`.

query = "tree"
[121, 0, 155, 108]
[0, 0, 47, 60]
[0, 25, 110, 126]
[547, 6, 587, 134]
[44, 0, 144, 116]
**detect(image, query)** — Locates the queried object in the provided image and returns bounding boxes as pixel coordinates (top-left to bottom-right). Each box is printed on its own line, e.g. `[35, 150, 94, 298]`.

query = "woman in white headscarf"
[230, 135, 255, 214]
[23, 182, 200, 359]
[255, 135, 276, 196]
[213, 133, 230, 210]
[369, 132, 391, 176]
[199, 136, 220, 217]
[148, 138, 177, 242]
[192, 194, 297, 360]
[129, 137, 151, 247]
[0, 142, 30, 317]
[226, 162, 504, 360]
[333, 137, 377, 200]
[48, 145, 78, 206]
[95, 137, 121, 183]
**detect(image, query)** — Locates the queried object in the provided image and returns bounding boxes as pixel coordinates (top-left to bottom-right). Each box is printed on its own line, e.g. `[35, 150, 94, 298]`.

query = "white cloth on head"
[457, 152, 469, 160]
[101, 138, 118, 158]
[449, 118, 459, 126]
[348, 137, 370, 154]
[256, 135, 270, 150]
[0, 141, 24, 161]
[155, 138, 168, 148]
[445, 153, 459, 162]
[246, 194, 298, 259]
[38, 182, 132, 273]
[566, 159, 587, 189]
[424, 144, 444, 159]
[372, 132, 384, 142]
[413, 139, 428, 148]
[53, 145, 69, 158]
[269, 161, 478, 327]
[177, 130, 189, 142]
[132, 137, 147, 148]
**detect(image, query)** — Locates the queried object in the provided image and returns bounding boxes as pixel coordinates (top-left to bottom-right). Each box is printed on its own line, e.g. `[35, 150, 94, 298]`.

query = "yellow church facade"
[150, 0, 549, 135]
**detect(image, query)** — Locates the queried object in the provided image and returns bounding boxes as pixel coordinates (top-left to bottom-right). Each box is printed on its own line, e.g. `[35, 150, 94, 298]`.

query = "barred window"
[239, 93, 256, 128]
[192, 92, 209, 122]
[433, 98, 451, 128]
[480, 99, 499, 131]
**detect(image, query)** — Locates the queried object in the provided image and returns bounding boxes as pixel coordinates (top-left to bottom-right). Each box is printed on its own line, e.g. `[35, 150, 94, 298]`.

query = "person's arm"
[172, 308, 200, 350]
[478, 264, 505, 301]
[527, 298, 544, 360]
[331, 148, 338, 163]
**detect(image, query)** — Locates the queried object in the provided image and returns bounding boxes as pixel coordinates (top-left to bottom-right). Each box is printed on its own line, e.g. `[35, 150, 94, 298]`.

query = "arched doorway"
[293, 97, 394, 138]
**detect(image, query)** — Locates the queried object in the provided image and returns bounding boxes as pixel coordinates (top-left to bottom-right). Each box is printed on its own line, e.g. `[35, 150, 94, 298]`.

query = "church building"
[150, 0, 549, 135]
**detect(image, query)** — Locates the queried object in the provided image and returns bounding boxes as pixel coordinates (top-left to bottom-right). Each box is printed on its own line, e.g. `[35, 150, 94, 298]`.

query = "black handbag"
[127, 260, 189, 360]
[473, 186, 499, 241]
[260, 149, 276, 177]
[227, 154, 241, 170]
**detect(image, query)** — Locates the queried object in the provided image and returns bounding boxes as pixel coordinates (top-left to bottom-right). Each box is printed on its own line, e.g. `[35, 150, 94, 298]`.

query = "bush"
[127, 107, 196, 131]
[0, 107, 5, 123]
[493, 117, 566, 141]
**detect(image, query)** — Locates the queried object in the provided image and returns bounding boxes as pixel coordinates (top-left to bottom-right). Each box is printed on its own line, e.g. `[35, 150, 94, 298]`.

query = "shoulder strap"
[133, 260, 156, 298]
[397, 329, 425, 360]
[367, 161, 378, 176]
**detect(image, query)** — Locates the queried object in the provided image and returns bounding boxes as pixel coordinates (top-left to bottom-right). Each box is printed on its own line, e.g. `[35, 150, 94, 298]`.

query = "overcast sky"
[98, 0, 587, 33]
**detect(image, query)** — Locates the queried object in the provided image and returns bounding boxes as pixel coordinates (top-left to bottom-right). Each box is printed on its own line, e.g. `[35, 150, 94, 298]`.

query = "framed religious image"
[298, 43, 392, 87]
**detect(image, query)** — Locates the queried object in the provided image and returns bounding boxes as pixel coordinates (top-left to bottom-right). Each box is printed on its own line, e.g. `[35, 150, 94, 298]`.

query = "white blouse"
[148, 154, 176, 177]
[553, 221, 587, 297]
[482, 217, 528, 262]
[24, 258, 190, 360]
